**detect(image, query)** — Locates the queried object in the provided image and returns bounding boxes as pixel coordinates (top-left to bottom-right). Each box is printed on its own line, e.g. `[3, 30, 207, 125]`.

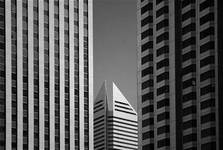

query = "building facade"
[94, 82, 138, 150]
[0, 0, 93, 150]
[137, 0, 223, 150]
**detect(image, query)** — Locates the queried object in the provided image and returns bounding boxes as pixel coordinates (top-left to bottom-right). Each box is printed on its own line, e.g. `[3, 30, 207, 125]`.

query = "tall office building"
[0, 0, 93, 150]
[137, 0, 223, 150]
[94, 81, 138, 150]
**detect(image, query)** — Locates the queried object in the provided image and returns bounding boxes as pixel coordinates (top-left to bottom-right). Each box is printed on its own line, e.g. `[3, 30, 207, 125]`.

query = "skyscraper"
[0, 0, 93, 150]
[94, 81, 138, 150]
[137, 0, 223, 150]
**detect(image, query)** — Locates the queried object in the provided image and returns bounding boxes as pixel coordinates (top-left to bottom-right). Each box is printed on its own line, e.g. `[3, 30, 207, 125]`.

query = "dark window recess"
[200, 0, 214, 12]
[156, 0, 164, 5]
[201, 98, 215, 109]
[142, 92, 153, 103]
[141, 15, 153, 26]
[157, 112, 169, 122]
[156, 32, 169, 44]
[142, 79, 153, 89]
[183, 105, 196, 116]
[157, 125, 169, 135]
[182, 78, 196, 89]
[201, 142, 216, 150]
[156, 6, 168, 18]
[182, 23, 196, 35]
[182, 37, 196, 48]
[141, 28, 153, 39]
[142, 144, 154, 150]
[142, 105, 154, 115]
[183, 133, 197, 143]
[156, 45, 169, 57]
[182, 0, 195, 8]
[142, 54, 153, 64]
[183, 119, 197, 130]
[157, 85, 169, 96]
[200, 13, 214, 25]
[142, 66, 153, 77]
[141, 3, 153, 15]
[157, 98, 169, 109]
[201, 113, 215, 124]
[157, 138, 170, 148]
[181, 64, 196, 76]
[200, 27, 214, 39]
[182, 92, 196, 102]
[156, 58, 169, 70]
[200, 55, 215, 68]
[142, 131, 154, 140]
[141, 41, 153, 52]
[182, 9, 195, 21]
[156, 72, 169, 83]
[156, 19, 168, 31]
[201, 127, 215, 138]
[142, 118, 154, 127]
[182, 50, 196, 62]
[200, 84, 215, 95]
[200, 41, 214, 53]
[200, 70, 215, 82]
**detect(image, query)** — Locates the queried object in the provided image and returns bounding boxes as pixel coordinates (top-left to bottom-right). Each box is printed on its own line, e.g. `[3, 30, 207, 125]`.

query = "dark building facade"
[137, 0, 223, 150]
[0, 0, 93, 150]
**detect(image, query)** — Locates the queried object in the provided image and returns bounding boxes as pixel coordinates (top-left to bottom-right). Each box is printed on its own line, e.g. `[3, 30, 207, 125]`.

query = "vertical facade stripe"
[28, 1, 34, 150]
[78, 0, 84, 149]
[59, 0, 65, 149]
[5, 1, 12, 149]
[16, 0, 23, 149]
[88, 0, 94, 149]
[68, 0, 75, 149]
[49, 0, 55, 149]
[38, 0, 45, 149]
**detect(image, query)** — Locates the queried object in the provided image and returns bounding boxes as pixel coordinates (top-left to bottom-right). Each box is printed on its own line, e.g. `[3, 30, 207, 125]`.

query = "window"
[200, 84, 215, 95]
[200, 41, 214, 53]
[200, 0, 214, 12]
[182, 9, 195, 21]
[157, 85, 169, 96]
[201, 113, 215, 124]
[156, 72, 169, 83]
[200, 70, 215, 82]
[201, 142, 216, 150]
[182, 50, 196, 62]
[157, 125, 169, 135]
[201, 98, 215, 109]
[142, 144, 154, 150]
[157, 138, 170, 148]
[142, 54, 153, 64]
[182, 0, 195, 8]
[200, 27, 214, 39]
[141, 28, 153, 39]
[182, 37, 196, 48]
[156, 32, 169, 44]
[156, 45, 169, 57]
[182, 78, 196, 89]
[142, 118, 154, 127]
[141, 15, 153, 26]
[182, 64, 196, 76]
[183, 133, 197, 143]
[141, 41, 153, 52]
[142, 131, 154, 140]
[142, 92, 153, 103]
[157, 98, 169, 109]
[183, 119, 196, 130]
[182, 92, 196, 102]
[156, 6, 168, 18]
[157, 112, 169, 122]
[156, 19, 168, 31]
[200, 13, 214, 25]
[156, 58, 169, 70]
[201, 127, 215, 138]
[141, 3, 153, 15]
[142, 66, 153, 77]
[183, 105, 196, 116]
[200, 55, 215, 68]
[182, 23, 196, 35]
[142, 79, 153, 89]
[142, 105, 154, 115]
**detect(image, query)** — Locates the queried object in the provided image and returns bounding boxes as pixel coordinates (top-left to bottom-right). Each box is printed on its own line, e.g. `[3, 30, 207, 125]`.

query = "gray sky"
[93, 0, 137, 110]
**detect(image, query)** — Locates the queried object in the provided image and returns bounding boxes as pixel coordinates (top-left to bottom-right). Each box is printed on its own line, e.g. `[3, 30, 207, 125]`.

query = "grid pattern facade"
[0, 0, 93, 150]
[137, 0, 223, 150]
